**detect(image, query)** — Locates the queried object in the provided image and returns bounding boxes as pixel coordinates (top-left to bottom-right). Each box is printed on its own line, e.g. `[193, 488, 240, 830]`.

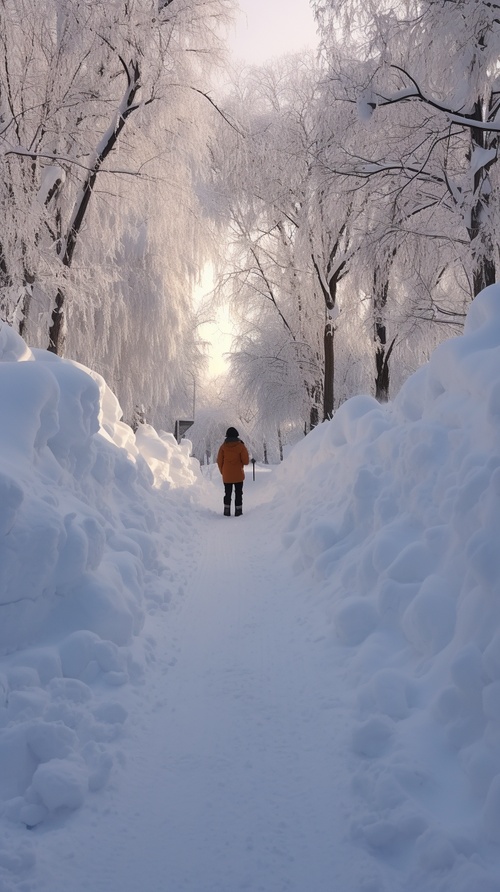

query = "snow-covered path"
[5, 294, 500, 892]
[32, 469, 376, 892]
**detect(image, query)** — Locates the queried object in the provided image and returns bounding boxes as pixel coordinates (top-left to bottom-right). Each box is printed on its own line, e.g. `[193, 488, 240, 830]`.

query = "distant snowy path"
[33, 468, 379, 892]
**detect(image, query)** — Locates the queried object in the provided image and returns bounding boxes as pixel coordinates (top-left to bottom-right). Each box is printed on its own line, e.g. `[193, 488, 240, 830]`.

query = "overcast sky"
[229, 0, 318, 64]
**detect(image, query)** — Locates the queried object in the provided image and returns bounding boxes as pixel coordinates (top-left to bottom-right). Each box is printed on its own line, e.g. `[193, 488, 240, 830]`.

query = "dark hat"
[226, 426, 239, 438]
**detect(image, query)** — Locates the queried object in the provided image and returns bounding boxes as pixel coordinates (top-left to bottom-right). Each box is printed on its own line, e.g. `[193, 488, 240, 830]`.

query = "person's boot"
[235, 506, 242, 516]
[224, 505, 230, 516]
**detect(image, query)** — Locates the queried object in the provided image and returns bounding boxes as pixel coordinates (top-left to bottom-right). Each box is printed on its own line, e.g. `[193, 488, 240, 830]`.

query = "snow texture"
[2, 285, 500, 890]
[0, 322, 199, 865]
[273, 283, 500, 890]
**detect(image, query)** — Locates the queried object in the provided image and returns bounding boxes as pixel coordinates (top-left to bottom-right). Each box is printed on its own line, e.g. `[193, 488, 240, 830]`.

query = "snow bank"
[0, 323, 198, 856]
[273, 284, 500, 889]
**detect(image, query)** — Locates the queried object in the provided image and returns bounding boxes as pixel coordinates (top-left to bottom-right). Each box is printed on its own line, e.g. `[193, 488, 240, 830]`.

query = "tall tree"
[208, 54, 331, 429]
[313, 0, 500, 298]
[0, 0, 235, 352]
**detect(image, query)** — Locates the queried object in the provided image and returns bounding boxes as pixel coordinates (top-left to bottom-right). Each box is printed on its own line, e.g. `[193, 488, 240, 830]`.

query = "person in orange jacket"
[217, 426, 250, 516]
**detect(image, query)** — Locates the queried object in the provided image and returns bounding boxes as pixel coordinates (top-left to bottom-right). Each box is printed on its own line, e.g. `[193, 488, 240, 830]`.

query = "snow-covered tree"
[0, 0, 234, 339]
[313, 0, 500, 298]
[208, 55, 328, 428]
[0, 0, 235, 424]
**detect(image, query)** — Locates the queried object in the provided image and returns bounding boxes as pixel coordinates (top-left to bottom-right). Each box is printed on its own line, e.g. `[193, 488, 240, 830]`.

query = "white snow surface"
[1, 287, 500, 890]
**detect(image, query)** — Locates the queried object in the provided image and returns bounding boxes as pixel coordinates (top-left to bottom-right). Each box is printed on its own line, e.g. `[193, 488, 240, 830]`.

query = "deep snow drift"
[271, 284, 500, 890]
[1, 286, 500, 891]
[0, 325, 200, 888]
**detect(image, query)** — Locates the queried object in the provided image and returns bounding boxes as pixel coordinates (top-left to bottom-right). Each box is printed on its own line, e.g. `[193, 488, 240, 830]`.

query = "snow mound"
[273, 284, 500, 888]
[0, 322, 199, 855]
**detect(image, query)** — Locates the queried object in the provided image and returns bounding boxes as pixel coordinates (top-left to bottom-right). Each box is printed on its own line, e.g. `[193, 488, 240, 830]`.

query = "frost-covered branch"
[372, 65, 500, 134]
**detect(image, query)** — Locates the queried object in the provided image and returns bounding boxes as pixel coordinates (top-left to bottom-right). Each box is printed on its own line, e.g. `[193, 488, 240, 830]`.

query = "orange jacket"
[217, 439, 250, 483]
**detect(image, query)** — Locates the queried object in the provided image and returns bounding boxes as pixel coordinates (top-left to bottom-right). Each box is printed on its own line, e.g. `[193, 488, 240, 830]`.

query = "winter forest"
[4, 3, 500, 891]
[2, 0, 496, 454]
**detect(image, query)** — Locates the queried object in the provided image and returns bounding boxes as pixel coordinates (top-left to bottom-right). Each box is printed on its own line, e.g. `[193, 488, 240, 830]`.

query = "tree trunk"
[17, 284, 33, 338]
[468, 103, 498, 298]
[311, 251, 343, 422]
[472, 253, 495, 297]
[48, 60, 141, 354]
[373, 249, 396, 402]
[309, 385, 321, 429]
[323, 319, 334, 419]
[469, 180, 496, 296]
[375, 329, 396, 402]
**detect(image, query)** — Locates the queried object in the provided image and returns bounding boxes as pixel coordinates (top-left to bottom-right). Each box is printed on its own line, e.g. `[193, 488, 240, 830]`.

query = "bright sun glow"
[200, 0, 319, 380]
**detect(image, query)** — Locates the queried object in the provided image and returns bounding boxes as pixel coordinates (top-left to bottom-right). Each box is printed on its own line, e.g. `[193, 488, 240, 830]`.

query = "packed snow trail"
[5, 293, 500, 892]
[32, 467, 380, 892]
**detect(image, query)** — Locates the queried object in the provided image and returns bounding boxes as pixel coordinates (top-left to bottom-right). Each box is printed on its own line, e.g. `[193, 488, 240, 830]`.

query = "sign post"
[175, 419, 194, 443]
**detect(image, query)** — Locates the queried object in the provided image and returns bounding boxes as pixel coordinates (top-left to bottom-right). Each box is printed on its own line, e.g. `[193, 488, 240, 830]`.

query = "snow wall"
[0, 324, 199, 834]
[273, 284, 500, 887]
[0, 328, 200, 654]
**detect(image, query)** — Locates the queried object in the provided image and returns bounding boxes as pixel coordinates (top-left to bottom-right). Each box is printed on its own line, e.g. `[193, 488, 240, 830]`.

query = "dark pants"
[224, 482, 243, 508]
